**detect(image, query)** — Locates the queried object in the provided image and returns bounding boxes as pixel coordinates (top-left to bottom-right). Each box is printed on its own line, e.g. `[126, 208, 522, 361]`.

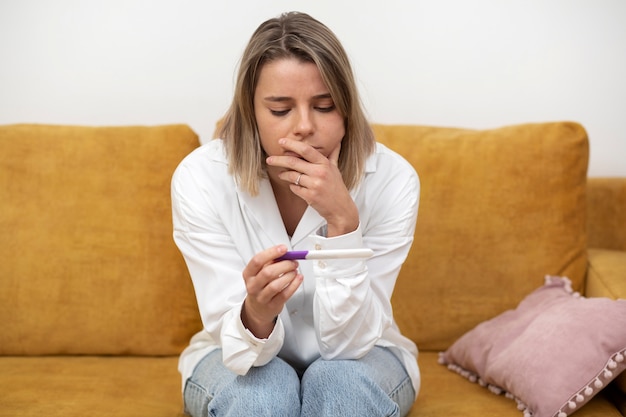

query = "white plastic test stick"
[276, 249, 374, 261]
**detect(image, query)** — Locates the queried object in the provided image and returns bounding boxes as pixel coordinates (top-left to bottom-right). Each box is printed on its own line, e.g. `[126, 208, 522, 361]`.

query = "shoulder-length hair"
[217, 11, 375, 196]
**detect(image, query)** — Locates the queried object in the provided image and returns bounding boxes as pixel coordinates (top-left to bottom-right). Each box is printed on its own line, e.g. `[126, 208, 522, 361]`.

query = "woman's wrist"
[326, 210, 359, 237]
[327, 221, 358, 237]
[241, 299, 276, 340]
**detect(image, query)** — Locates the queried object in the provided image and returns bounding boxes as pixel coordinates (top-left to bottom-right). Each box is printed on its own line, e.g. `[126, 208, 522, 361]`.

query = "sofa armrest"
[586, 249, 626, 299]
[587, 177, 626, 251]
[586, 248, 626, 403]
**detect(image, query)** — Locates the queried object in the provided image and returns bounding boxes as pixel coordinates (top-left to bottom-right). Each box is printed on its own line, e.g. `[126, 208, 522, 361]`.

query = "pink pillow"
[439, 276, 626, 417]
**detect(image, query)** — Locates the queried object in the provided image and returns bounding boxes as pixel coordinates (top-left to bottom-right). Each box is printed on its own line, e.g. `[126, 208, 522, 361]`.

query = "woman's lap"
[184, 346, 415, 417]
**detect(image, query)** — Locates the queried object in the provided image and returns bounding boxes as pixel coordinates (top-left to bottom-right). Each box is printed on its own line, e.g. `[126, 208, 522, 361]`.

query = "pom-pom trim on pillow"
[439, 276, 626, 417]
[439, 348, 626, 417]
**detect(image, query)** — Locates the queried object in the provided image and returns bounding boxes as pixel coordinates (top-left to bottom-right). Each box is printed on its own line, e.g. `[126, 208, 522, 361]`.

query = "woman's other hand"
[267, 138, 359, 237]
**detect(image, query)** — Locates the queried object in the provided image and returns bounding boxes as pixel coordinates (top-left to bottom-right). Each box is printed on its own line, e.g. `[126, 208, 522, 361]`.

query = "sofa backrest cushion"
[373, 122, 589, 351]
[0, 124, 202, 355]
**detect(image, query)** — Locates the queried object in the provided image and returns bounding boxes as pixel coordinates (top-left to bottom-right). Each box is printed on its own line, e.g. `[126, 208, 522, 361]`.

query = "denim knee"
[301, 357, 400, 417]
[219, 360, 301, 417]
[184, 352, 301, 417]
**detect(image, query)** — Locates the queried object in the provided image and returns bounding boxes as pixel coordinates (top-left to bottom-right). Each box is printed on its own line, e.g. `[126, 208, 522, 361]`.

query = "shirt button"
[317, 261, 326, 269]
[315, 244, 322, 250]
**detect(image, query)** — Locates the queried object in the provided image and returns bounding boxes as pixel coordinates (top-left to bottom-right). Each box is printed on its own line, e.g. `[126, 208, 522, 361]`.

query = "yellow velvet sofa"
[1, 122, 624, 417]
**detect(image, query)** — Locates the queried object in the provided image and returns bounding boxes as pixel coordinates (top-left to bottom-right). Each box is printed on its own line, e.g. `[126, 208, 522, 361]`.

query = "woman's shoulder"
[172, 139, 231, 186]
[356, 143, 419, 226]
[369, 142, 418, 180]
[175, 138, 227, 171]
[179, 138, 227, 165]
[358, 143, 419, 203]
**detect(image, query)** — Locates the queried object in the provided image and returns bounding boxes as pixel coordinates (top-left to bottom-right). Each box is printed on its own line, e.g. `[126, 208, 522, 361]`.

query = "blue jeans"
[183, 346, 416, 417]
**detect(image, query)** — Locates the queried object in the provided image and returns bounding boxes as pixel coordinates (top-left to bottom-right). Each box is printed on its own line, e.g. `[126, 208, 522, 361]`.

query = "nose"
[293, 109, 314, 139]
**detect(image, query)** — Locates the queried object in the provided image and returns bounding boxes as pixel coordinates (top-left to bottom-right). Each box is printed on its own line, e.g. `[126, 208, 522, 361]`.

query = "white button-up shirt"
[172, 139, 420, 396]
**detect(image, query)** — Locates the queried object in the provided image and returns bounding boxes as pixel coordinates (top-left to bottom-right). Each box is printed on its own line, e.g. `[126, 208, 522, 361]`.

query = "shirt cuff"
[309, 224, 365, 273]
[220, 303, 285, 375]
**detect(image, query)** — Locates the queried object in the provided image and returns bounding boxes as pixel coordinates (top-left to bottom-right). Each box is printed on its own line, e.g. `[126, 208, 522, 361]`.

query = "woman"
[172, 11, 420, 417]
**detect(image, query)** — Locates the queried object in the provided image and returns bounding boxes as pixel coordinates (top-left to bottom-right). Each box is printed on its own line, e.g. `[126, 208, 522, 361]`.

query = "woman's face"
[253, 58, 345, 178]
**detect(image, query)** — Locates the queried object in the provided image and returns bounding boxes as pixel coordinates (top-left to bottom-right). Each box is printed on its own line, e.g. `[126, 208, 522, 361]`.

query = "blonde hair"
[218, 11, 375, 195]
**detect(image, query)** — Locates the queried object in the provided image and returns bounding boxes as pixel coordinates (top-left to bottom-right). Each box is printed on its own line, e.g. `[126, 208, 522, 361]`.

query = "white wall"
[1, 0, 624, 176]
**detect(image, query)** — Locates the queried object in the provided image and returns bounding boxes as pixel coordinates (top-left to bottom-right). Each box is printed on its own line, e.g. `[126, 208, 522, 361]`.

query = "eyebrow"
[263, 93, 333, 102]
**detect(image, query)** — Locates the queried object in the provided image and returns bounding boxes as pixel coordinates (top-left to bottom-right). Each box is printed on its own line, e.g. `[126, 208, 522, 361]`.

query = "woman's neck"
[270, 178, 308, 237]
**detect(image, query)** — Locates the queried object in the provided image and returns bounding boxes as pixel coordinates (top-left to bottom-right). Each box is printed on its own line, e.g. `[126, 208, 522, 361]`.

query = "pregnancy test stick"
[276, 249, 374, 261]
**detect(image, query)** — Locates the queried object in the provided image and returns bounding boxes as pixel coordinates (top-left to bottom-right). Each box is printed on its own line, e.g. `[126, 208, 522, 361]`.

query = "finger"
[249, 269, 300, 306]
[246, 259, 300, 295]
[294, 172, 304, 187]
[280, 138, 327, 164]
[275, 273, 303, 300]
[260, 270, 301, 302]
[243, 245, 288, 281]
[328, 142, 341, 167]
[244, 272, 303, 326]
[259, 272, 303, 305]
[266, 154, 307, 177]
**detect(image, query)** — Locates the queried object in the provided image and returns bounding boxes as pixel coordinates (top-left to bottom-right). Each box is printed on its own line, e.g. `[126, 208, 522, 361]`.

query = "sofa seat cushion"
[410, 352, 623, 417]
[0, 356, 184, 417]
[2, 354, 619, 417]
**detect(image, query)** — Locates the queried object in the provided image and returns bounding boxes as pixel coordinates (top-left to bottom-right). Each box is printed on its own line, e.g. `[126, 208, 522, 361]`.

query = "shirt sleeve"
[310, 150, 420, 360]
[171, 157, 284, 376]
[220, 303, 285, 374]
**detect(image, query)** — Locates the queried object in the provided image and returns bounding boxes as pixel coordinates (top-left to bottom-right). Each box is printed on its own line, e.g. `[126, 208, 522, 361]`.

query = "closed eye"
[315, 105, 336, 113]
[270, 109, 290, 116]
